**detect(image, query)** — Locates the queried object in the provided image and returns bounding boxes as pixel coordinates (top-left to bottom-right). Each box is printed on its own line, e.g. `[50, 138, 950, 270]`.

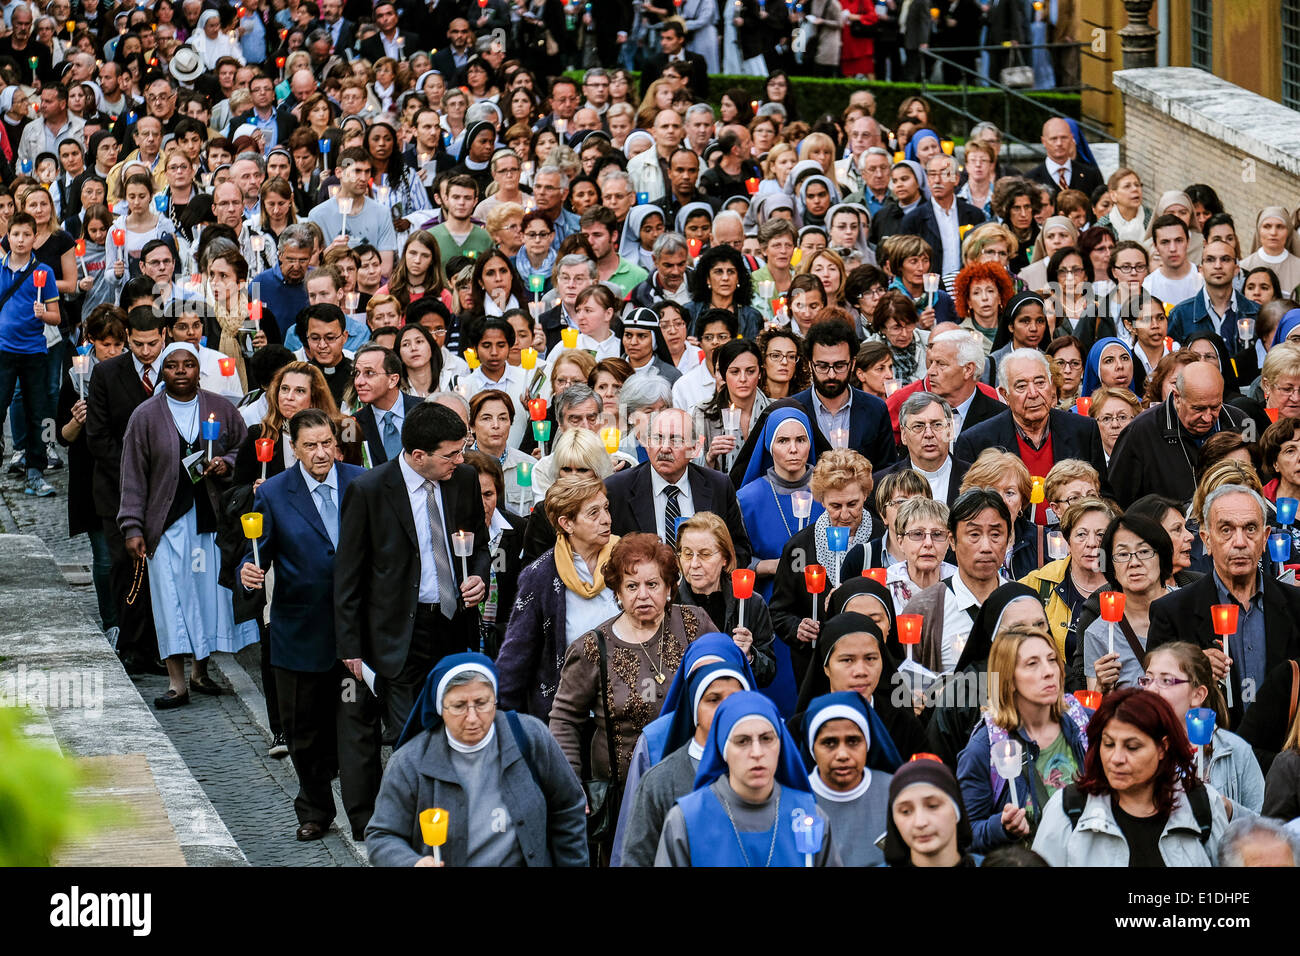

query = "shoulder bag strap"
[505, 710, 543, 793]
[1115, 615, 1147, 666]
[595, 633, 620, 795]
[0, 259, 37, 316]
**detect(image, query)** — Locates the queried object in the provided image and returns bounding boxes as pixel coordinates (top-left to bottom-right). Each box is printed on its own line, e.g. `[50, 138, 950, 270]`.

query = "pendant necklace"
[719, 787, 780, 867]
[770, 481, 795, 538]
[627, 619, 667, 684]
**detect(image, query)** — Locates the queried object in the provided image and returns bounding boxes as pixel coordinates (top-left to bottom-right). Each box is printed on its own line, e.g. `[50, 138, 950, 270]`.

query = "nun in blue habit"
[1080, 336, 1138, 399]
[799, 692, 895, 867]
[654, 692, 841, 867]
[615, 659, 752, 866]
[612, 632, 756, 864]
[116, 342, 258, 709]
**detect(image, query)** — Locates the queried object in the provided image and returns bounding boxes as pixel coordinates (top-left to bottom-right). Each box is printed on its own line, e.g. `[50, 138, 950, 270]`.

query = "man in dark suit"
[356, 0, 416, 63]
[226, 73, 297, 146]
[1147, 484, 1300, 730]
[240, 408, 367, 842]
[335, 401, 492, 751]
[872, 393, 972, 514]
[349, 344, 424, 467]
[791, 320, 898, 473]
[983, 0, 1027, 84]
[319, 0, 357, 54]
[888, 326, 1006, 445]
[603, 407, 752, 568]
[639, 20, 709, 98]
[954, 348, 1108, 493]
[1025, 117, 1104, 199]
[84, 304, 168, 674]
[427, 16, 477, 79]
[899, 154, 986, 276]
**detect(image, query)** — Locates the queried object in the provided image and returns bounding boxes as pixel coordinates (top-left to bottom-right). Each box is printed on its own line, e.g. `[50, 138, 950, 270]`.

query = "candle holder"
[863, 567, 887, 585]
[745, 177, 760, 195]
[344, 291, 361, 313]
[732, 568, 755, 631]
[635, 191, 649, 205]
[201, 413, 221, 461]
[218, 356, 236, 377]
[520, 347, 537, 370]
[884, 380, 900, 398]
[1211, 604, 1238, 707]
[452, 530, 473, 583]
[1073, 689, 1101, 711]
[532, 419, 552, 455]
[464, 348, 480, 370]
[804, 564, 826, 626]
[528, 398, 547, 421]
[154, 194, 169, 213]
[1075, 396, 1091, 415]
[560, 328, 579, 349]
[791, 489, 813, 530]
[516, 461, 533, 513]
[991, 738, 1024, 806]
[923, 273, 940, 295]
[828, 427, 848, 450]
[600, 426, 621, 454]
[1278, 497, 1299, 526]
[897, 613, 922, 665]
[826, 525, 849, 584]
[792, 811, 825, 867]
[1186, 707, 1216, 779]
[1270, 531, 1291, 569]
[528, 274, 545, 301]
[72, 353, 90, 399]
[756, 279, 776, 302]
[33, 269, 45, 304]
[1237, 317, 1255, 347]
[1046, 529, 1067, 561]
[111, 228, 126, 247]
[1099, 591, 1125, 656]
[255, 437, 274, 480]
[1029, 476, 1045, 504]
[419, 808, 448, 865]
[241, 512, 263, 565]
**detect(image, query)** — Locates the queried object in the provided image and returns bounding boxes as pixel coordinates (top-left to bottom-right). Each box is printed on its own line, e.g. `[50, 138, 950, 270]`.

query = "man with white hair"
[711, 211, 745, 251]
[954, 347, 1107, 492]
[1217, 817, 1300, 867]
[874, 393, 970, 508]
[1148, 483, 1300, 728]
[684, 103, 715, 157]
[900, 153, 986, 277]
[835, 114, 884, 195]
[629, 232, 693, 309]
[886, 327, 1003, 443]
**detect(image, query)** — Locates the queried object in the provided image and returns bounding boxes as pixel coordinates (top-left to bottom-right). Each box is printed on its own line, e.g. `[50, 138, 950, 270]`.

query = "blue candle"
[636, 191, 649, 205]
[1270, 532, 1291, 564]
[201, 413, 221, 459]
[1278, 497, 1299, 526]
[154, 194, 169, 213]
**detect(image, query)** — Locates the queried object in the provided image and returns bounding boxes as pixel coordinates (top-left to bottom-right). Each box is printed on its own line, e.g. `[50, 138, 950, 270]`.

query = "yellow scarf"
[554, 534, 619, 599]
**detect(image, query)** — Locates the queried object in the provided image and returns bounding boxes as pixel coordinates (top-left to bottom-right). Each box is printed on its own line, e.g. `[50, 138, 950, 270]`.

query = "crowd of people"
[3, 0, 1300, 870]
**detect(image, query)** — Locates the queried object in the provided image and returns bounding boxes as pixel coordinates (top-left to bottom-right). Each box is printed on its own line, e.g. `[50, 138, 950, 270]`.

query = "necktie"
[381, 411, 402, 460]
[1057, 167, 1068, 190]
[423, 480, 459, 619]
[663, 485, 681, 548]
[141, 365, 153, 394]
[314, 485, 338, 547]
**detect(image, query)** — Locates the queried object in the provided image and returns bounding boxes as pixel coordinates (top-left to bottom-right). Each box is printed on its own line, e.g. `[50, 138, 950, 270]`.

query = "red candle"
[111, 228, 126, 246]
[745, 177, 760, 195]
[255, 437, 275, 462]
[1074, 689, 1102, 710]
[909, 752, 943, 763]
[276, 55, 286, 69]
[863, 568, 887, 585]
[897, 613, 922, 645]
[1098, 591, 1125, 623]
[218, 356, 235, 376]
[250, 300, 263, 321]
[529, 398, 547, 421]
[731, 568, 755, 600]
[33, 270, 46, 288]
[74, 238, 86, 256]
[687, 237, 702, 258]
[804, 564, 826, 594]
[1267, 407, 1281, 423]
[1075, 395, 1091, 415]
[1164, 336, 1174, 352]
[1211, 604, 1238, 635]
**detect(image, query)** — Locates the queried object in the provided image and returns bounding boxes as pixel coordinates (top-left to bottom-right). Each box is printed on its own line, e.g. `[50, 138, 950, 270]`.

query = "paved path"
[0, 447, 364, 866]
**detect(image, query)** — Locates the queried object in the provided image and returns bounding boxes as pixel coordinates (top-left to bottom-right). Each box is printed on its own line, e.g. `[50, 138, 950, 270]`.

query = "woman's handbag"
[999, 48, 1034, 89]
[583, 633, 621, 852]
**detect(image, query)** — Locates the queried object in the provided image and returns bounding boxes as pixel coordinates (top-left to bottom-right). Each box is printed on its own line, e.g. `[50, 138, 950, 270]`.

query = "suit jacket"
[247, 463, 363, 672]
[640, 52, 710, 98]
[84, 352, 154, 520]
[962, 388, 1006, 435]
[870, 455, 973, 519]
[604, 461, 753, 568]
[1147, 571, 1300, 729]
[898, 198, 987, 272]
[1025, 159, 1104, 198]
[227, 108, 297, 145]
[953, 407, 1107, 487]
[792, 386, 899, 473]
[323, 17, 357, 53]
[428, 46, 472, 79]
[984, 0, 1027, 45]
[334, 459, 492, 679]
[353, 393, 424, 467]
[357, 30, 415, 66]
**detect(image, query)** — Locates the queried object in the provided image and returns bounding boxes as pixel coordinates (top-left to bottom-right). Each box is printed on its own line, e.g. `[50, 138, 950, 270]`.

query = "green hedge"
[566, 71, 1080, 143]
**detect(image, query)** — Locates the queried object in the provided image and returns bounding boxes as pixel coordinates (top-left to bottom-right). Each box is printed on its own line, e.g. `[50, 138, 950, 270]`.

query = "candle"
[757, 279, 776, 301]
[111, 228, 126, 247]
[1237, 317, 1254, 346]
[528, 398, 547, 421]
[560, 328, 579, 349]
[1278, 497, 1299, 525]
[732, 568, 755, 631]
[897, 613, 921, 665]
[1046, 529, 1067, 560]
[201, 413, 221, 461]
[687, 237, 702, 259]
[344, 291, 360, 313]
[1075, 396, 1091, 415]
[419, 808, 448, 864]
[1267, 407, 1281, 423]
[554, 117, 567, 136]
[790, 248, 802, 268]
[72, 353, 90, 399]
[250, 300, 263, 322]
[745, 177, 760, 195]
[1029, 476, 1045, 504]
[338, 195, 352, 236]
[893, 150, 904, 163]
[452, 530, 473, 582]
[791, 488, 813, 529]
[33, 268, 45, 304]
[1211, 603, 1238, 707]
[1164, 334, 1174, 351]
[516, 461, 533, 486]
[941, 140, 955, 155]
[828, 427, 848, 450]
[528, 273, 545, 300]
[1271, 532, 1292, 568]
[532, 418, 552, 454]
[241, 512, 263, 566]
[600, 426, 621, 454]
[251, 234, 264, 254]
[218, 356, 235, 377]
[276, 55, 286, 70]
[1074, 689, 1101, 711]
[804, 564, 826, 624]
[153, 193, 168, 213]
[520, 347, 537, 370]
[255, 437, 274, 479]
[636, 191, 649, 205]
[884, 380, 900, 397]
[464, 348, 480, 370]
[374, 184, 391, 204]
[863, 567, 887, 585]
[990, 739, 1023, 806]
[1099, 591, 1125, 656]
[923, 273, 940, 295]
[1186, 707, 1215, 778]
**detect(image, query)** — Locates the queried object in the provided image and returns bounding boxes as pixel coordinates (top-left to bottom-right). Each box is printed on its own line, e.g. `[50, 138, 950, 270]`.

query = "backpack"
[1060, 782, 1213, 845]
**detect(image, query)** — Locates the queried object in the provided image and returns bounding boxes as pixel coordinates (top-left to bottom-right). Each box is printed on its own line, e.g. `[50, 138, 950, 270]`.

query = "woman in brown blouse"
[549, 533, 715, 796]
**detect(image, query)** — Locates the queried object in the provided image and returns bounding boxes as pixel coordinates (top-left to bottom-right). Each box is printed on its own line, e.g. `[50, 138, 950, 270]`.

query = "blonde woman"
[800, 247, 848, 308]
[762, 141, 799, 193]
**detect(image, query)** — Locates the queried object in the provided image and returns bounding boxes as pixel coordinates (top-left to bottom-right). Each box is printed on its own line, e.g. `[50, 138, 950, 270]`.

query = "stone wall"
[1113, 67, 1300, 239]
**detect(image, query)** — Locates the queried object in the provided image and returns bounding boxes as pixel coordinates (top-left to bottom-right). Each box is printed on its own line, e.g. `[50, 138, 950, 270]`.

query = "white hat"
[169, 46, 204, 85]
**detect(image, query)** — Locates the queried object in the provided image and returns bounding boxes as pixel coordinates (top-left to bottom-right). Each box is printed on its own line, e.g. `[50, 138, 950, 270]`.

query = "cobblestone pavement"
[0, 445, 361, 866]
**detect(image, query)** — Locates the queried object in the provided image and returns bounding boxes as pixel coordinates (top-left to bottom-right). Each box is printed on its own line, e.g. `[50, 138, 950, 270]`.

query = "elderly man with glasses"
[872, 393, 971, 514]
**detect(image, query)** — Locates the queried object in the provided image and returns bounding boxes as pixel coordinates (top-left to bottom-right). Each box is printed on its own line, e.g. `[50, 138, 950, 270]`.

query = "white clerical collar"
[446, 722, 496, 754]
[688, 739, 705, 762]
[809, 768, 872, 802]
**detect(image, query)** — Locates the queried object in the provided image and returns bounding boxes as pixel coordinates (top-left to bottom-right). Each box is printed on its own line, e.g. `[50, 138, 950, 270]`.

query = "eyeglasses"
[1058, 266, 1086, 276]
[659, 319, 686, 332]
[523, 230, 553, 239]
[306, 333, 344, 346]
[679, 548, 718, 562]
[904, 420, 950, 436]
[1097, 413, 1132, 427]
[1268, 383, 1300, 397]
[1112, 546, 1156, 565]
[766, 351, 799, 364]
[1054, 359, 1083, 371]
[812, 360, 851, 375]
[904, 529, 948, 543]
[443, 697, 495, 716]
[1113, 263, 1147, 275]
[432, 447, 467, 463]
[1137, 675, 1190, 689]
[649, 434, 690, 448]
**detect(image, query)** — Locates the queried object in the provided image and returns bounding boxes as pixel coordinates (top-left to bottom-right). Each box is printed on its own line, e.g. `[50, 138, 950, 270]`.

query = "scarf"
[207, 286, 250, 390]
[554, 533, 620, 599]
[889, 338, 919, 385]
[814, 510, 872, 587]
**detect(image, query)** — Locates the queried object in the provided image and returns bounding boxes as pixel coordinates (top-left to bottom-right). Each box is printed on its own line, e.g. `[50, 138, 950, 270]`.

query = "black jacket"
[227, 108, 298, 145]
[767, 525, 831, 685]
[640, 52, 710, 98]
[870, 196, 918, 245]
[953, 407, 1108, 491]
[334, 459, 492, 679]
[1107, 396, 1248, 508]
[1147, 571, 1300, 730]
[898, 198, 987, 272]
[1025, 159, 1104, 199]
[353, 393, 425, 467]
[961, 388, 1007, 434]
[484, 507, 527, 658]
[84, 352, 154, 520]
[604, 461, 753, 569]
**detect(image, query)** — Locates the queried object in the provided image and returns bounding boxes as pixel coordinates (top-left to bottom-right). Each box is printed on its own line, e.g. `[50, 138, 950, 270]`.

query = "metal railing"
[916, 43, 1117, 154]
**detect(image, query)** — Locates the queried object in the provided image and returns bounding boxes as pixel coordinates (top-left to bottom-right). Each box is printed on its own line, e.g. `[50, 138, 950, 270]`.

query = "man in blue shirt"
[0, 213, 60, 497]
[251, 224, 314, 341]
